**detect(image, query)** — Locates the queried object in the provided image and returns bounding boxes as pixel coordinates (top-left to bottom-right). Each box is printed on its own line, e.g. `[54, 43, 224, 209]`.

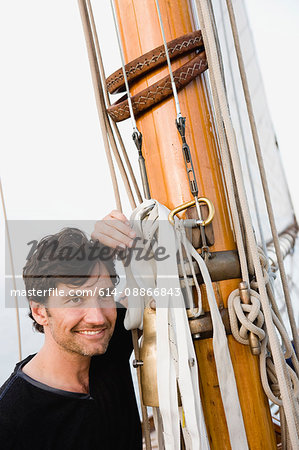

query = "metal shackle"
[168, 197, 215, 226]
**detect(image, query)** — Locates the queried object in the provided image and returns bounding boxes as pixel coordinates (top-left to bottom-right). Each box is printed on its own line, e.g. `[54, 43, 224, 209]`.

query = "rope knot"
[228, 288, 265, 345]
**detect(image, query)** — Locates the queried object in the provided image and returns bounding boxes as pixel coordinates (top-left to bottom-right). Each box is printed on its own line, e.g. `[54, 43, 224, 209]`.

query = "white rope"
[228, 288, 299, 410]
[228, 289, 265, 345]
[195, 0, 299, 446]
[257, 247, 299, 426]
[253, 246, 299, 376]
[218, 0, 268, 256]
[194, 1, 250, 285]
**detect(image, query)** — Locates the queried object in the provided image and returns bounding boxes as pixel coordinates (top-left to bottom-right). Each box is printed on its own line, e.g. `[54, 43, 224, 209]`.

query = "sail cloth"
[209, 0, 294, 239]
[124, 200, 248, 450]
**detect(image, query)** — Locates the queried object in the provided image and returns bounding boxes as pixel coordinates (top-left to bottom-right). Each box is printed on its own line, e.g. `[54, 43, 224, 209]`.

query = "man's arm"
[92, 212, 143, 336]
[92, 210, 136, 309]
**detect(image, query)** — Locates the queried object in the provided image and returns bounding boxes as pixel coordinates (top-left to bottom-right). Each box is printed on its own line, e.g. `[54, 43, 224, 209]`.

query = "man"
[0, 210, 142, 450]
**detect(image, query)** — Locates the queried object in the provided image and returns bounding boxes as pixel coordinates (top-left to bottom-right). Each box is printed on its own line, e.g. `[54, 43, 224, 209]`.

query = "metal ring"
[168, 197, 215, 226]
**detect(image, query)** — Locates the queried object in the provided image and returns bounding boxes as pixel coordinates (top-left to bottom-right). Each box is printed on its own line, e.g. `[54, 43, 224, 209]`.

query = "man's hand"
[91, 210, 136, 249]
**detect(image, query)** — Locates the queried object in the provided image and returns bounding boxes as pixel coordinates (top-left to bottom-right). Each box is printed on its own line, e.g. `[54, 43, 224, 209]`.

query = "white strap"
[178, 225, 248, 449]
[156, 202, 208, 449]
[124, 199, 156, 330]
[124, 200, 209, 450]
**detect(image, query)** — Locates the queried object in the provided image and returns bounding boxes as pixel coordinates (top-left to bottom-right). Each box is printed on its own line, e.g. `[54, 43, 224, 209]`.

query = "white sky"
[0, 0, 298, 379]
[0, 0, 298, 220]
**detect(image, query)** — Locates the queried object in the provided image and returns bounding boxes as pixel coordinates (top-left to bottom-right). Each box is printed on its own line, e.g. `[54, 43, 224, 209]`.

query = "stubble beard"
[48, 320, 115, 357]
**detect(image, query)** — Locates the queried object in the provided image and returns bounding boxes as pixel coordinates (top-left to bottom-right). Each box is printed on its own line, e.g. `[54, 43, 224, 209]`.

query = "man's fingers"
[107, 219, 136, 239]
[109, 209, 130, 225]
[92, 222, 135, 248]
[92, 210, 136, 249]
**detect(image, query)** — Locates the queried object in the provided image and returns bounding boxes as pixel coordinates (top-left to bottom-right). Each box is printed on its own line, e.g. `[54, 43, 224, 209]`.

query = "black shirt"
[0, 306, 142, 450]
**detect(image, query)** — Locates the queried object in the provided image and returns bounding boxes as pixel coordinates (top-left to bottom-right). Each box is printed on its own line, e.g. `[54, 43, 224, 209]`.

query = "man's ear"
[30, 301, 49, 328]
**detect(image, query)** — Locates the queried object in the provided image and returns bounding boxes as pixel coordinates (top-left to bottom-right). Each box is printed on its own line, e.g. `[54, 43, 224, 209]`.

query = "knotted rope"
[228, 247, 299, 435]
[228, 289, 265, 345]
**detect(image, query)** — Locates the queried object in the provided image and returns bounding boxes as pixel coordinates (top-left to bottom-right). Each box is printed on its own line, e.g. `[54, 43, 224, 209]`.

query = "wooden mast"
[114, 0, 276, 448]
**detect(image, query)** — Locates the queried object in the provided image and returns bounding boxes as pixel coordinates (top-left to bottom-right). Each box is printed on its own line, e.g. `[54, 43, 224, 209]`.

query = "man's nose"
[83, 302, 107, 325]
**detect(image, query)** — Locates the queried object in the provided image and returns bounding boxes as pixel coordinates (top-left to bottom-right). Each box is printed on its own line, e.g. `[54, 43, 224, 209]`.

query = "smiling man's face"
[42, 263, 117, 357]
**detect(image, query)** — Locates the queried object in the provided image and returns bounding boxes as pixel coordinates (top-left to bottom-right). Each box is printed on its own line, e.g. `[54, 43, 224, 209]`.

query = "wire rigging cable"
[154, 0, 182, 121]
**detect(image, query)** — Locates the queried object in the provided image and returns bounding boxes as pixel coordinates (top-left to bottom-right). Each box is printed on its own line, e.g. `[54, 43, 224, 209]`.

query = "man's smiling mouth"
[74, 329, 106, 336]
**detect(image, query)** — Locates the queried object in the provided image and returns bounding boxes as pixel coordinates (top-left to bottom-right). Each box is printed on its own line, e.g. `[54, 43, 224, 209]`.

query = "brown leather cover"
[107, 51, 207, 122]
[106, 30, 204, 94]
